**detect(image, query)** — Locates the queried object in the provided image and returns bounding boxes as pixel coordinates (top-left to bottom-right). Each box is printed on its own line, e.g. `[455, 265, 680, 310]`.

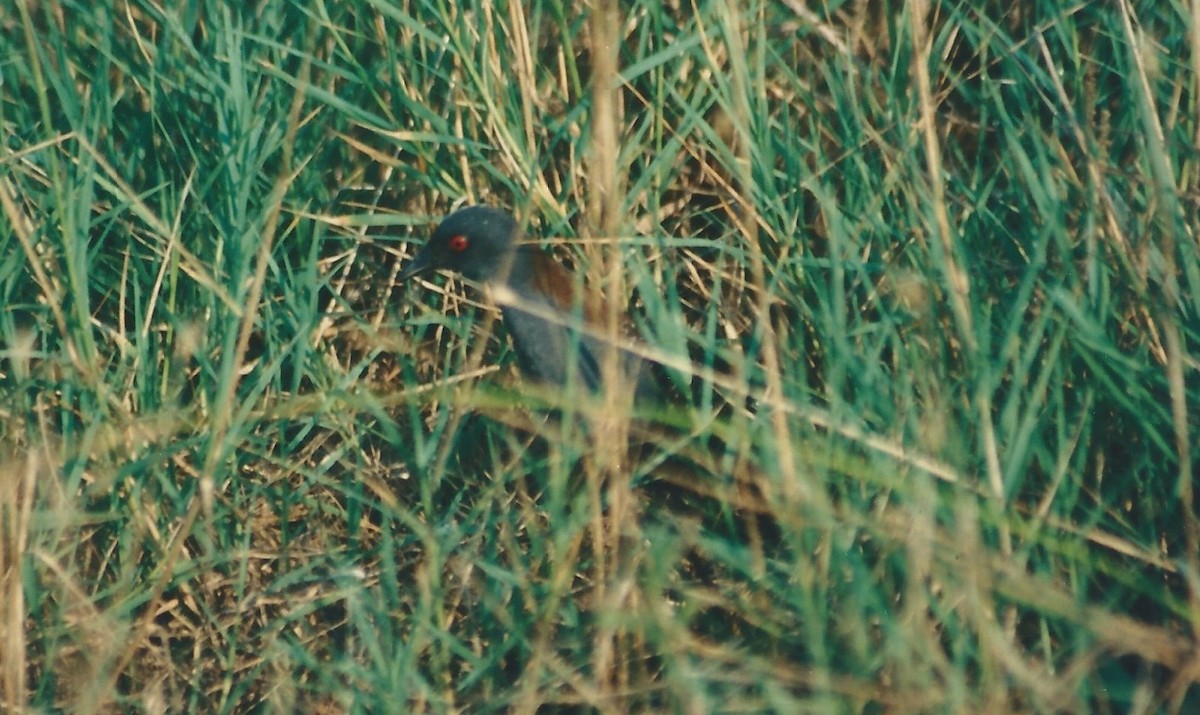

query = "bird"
[399, 205, 661, 404]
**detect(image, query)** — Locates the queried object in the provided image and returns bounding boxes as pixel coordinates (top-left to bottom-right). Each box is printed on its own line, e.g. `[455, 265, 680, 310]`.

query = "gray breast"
[500, 297, 658, 403]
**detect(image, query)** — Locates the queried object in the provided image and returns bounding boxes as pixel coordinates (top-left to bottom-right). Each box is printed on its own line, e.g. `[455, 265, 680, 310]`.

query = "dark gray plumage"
[401, 206, 659, 403]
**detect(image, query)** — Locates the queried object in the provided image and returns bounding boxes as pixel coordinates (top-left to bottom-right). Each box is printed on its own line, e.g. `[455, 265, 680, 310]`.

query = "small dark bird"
[400, 205, 660, 403]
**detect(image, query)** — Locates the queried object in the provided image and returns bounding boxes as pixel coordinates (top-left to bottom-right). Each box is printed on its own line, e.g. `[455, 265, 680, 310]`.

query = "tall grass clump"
[2, 0, 1198, 711]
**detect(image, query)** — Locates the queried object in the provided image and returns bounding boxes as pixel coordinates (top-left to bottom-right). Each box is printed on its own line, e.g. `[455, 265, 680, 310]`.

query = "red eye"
[448, 234, 469, 252]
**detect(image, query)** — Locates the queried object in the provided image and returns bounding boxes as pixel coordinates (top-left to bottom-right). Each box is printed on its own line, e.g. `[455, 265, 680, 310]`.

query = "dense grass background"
[2, 0, 1199, 711]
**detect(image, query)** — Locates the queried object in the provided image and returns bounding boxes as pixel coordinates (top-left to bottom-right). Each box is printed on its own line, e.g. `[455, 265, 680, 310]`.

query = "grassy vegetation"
[2, 0, 1198, 711]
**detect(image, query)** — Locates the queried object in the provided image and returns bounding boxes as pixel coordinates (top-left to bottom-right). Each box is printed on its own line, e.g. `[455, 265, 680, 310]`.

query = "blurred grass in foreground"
[2, 0, 1199, 712]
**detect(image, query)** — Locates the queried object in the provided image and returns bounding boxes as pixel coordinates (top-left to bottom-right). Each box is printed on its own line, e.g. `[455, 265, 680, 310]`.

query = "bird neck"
[490, 246, 586, 316]
[495, 245, 541, 289]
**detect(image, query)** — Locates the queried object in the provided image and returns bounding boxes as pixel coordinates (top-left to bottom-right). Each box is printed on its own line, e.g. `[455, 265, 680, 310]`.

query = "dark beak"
[398, 247, 434, 282]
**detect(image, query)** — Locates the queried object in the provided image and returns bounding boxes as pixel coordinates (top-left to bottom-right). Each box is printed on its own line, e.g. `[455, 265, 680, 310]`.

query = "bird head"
[399, 206, 520, 284]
